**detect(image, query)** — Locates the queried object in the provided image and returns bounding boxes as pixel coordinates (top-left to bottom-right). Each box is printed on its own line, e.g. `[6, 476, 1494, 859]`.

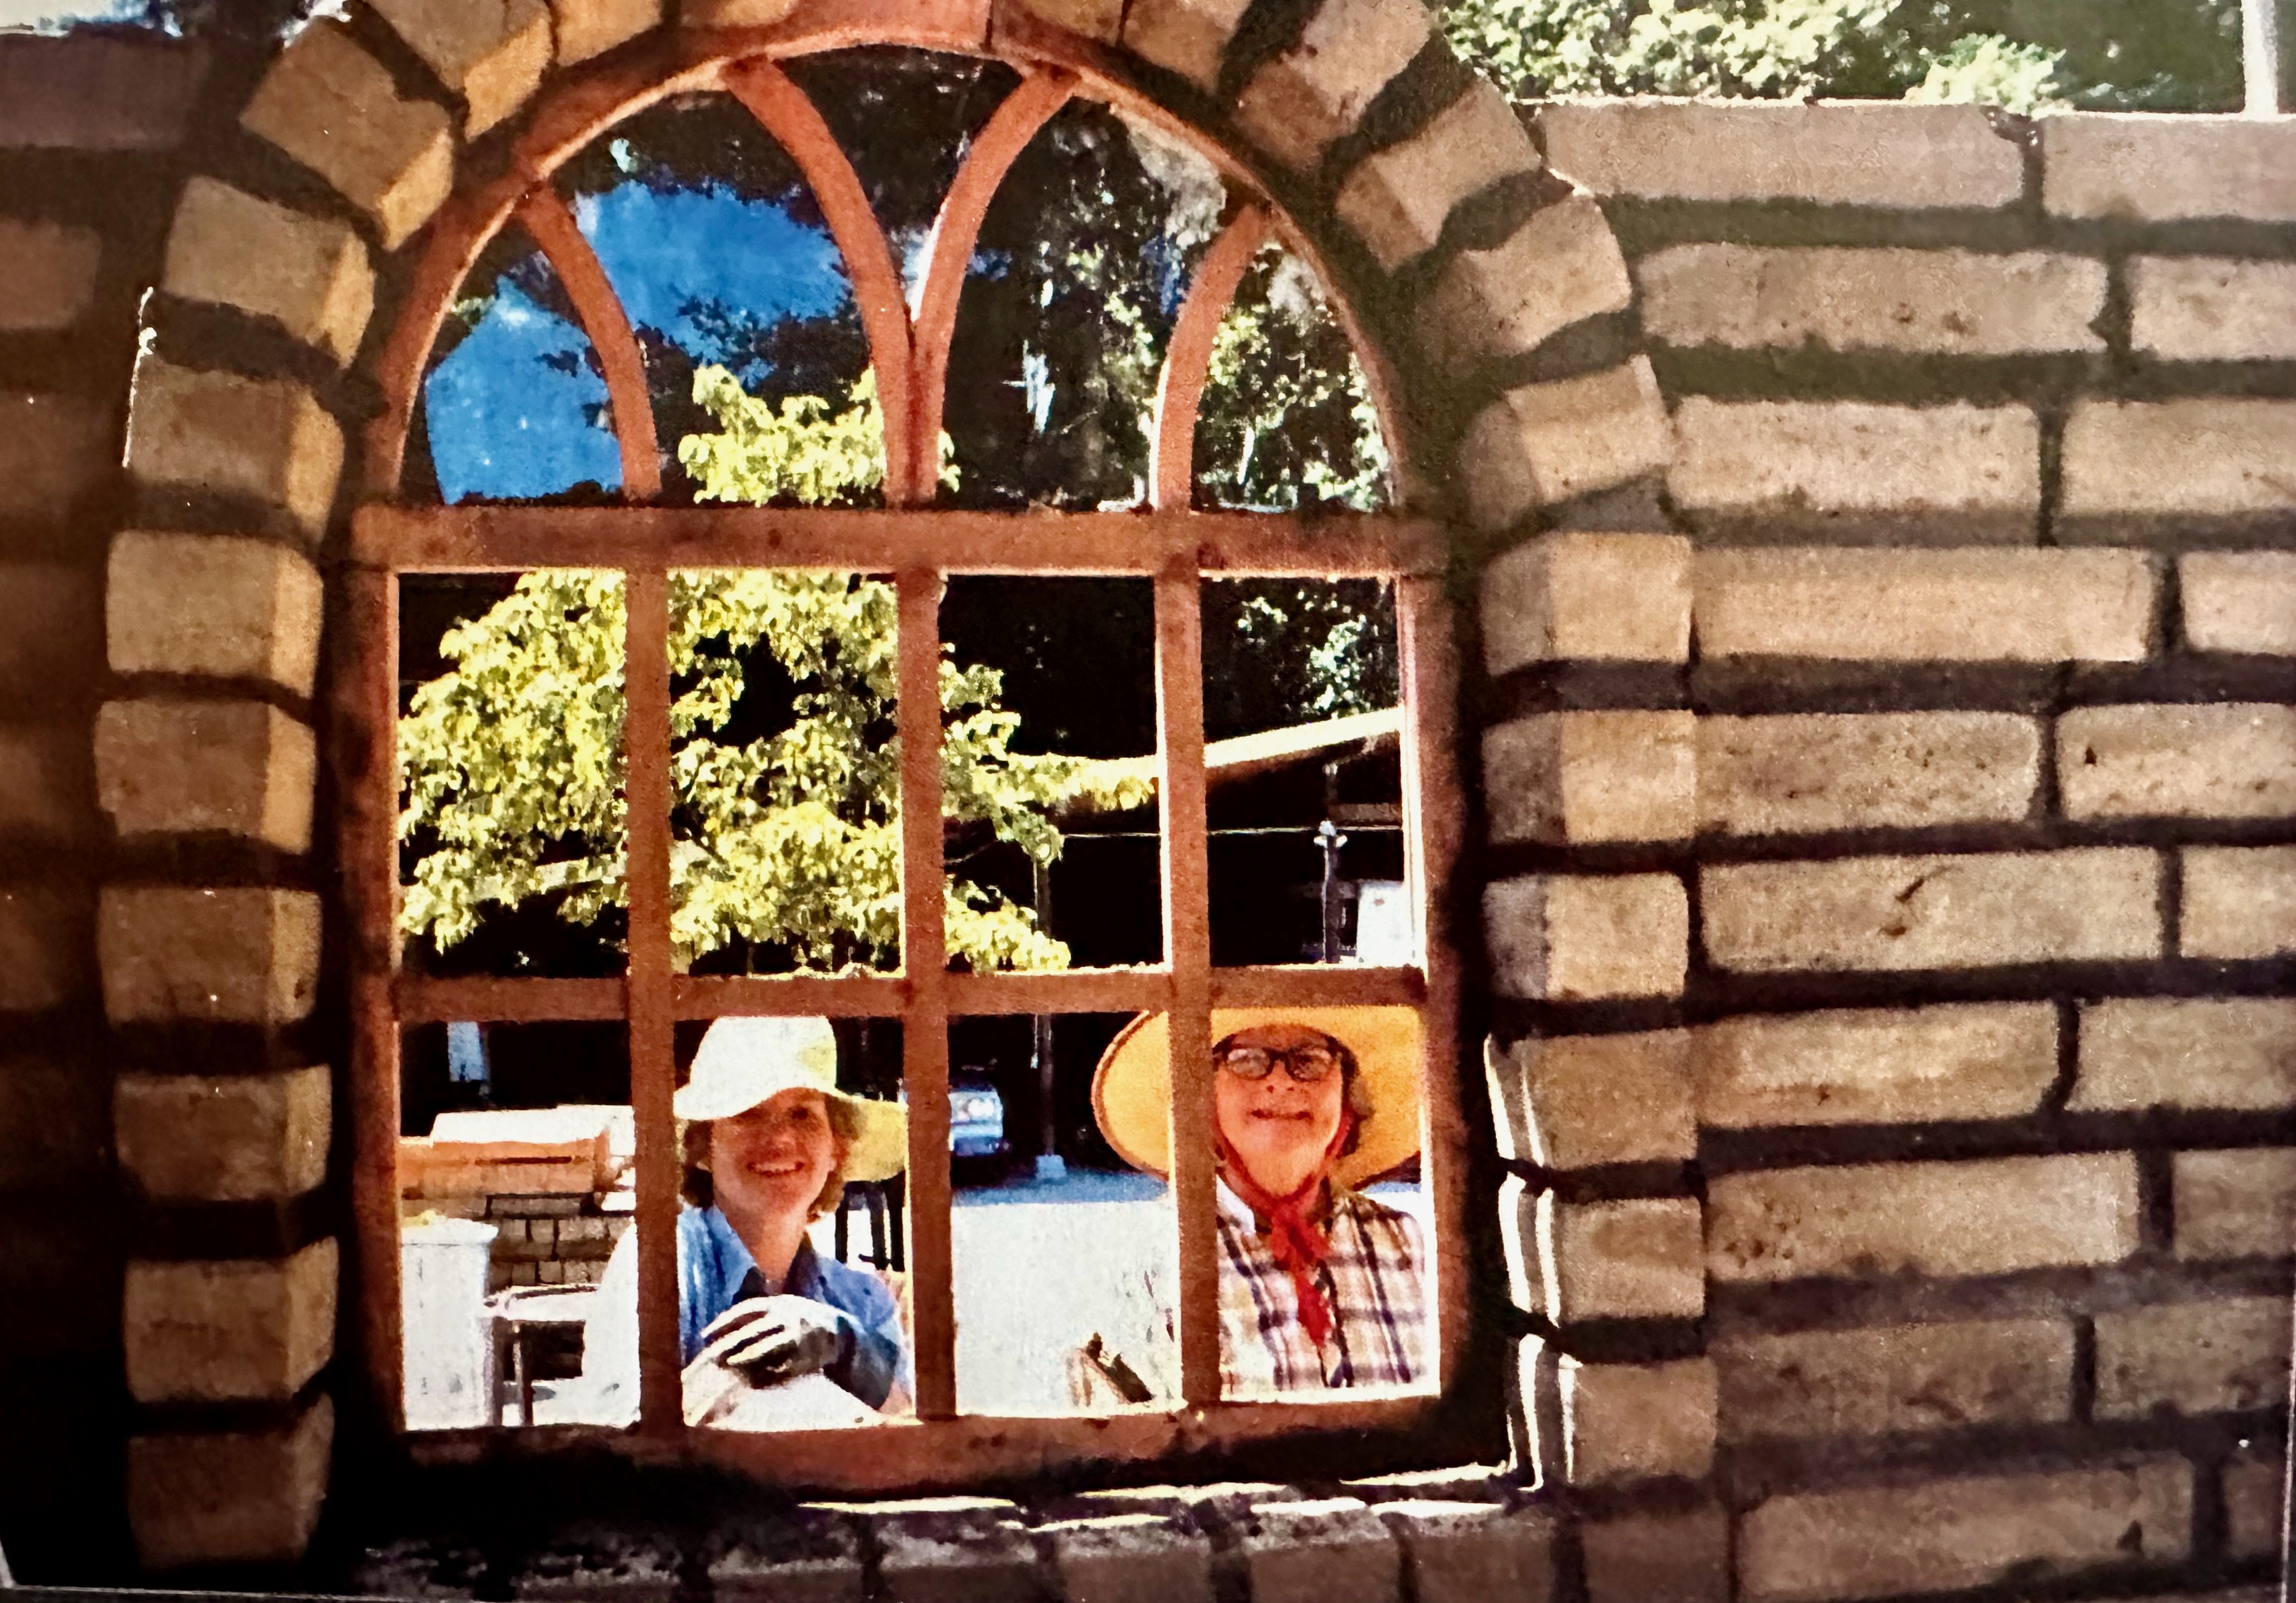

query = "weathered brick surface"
[99, 886, 323, 1025]
[2132, 257, 2296, 362]
[1480, 532, 1691, 673]
[1496, 1173, 1540, 1311]
[2060, 703, 2296, 820]
[127, 1394, 333, 1569]
[514, 1530, 680, 1601]
[1336, 82, 1538, 273]
[0, 723, 87, 842]
[2061, 399, 2296, 529]
[1498, 1028, 1696, 1169]
[0, 219, 102, 334]
[1669, 399, 2041, 539]
[95, 699, 317, 850]
[1579, 1504, 1727, 1603]
[2182, 551, 2296, 655]
[0, 1055, 110, 1189]
[2222, 1453, 2283, 1560]
[1693, 548, 2154, 662]
[1638, 245, 2105, 356]
[115, 1065, 330, 1201]
[1459, 359, 1671, 531]
[371, 0, 551, 136]
[124, 1238, 336, 1403]
[677, 0, 804, 24]
[1379, 1501, 1554, 1603]
[1541, 1195, 1704, 1322]
[2094, 1295, 2290, 1418]
[2044, 113, 2296, 223]
[1415, 195, 1631, 371]
[240, 20, 456, 250]
[108, 532, 325, 693]
[1715, 1317, 2074, 1440]
[553, 0, 664, 61]
[166, 179, 374, 366]
[0, 564, 101, 699]
[1237, 1499, 1400, 1603]
[1739, 1458, 2190, 1602]
[1706, 1153, 2140, 1282]
[1698, 712, 2039, 836]
[2071, 997, 2296, 1113]
[2176, 1147, 2296, 1262]
[1539, 100, 2023, 208]
[1041, 1513, 1212, 1603]
[1484, 873, 1689, 999]
[1016, 0, 1125, 41]
[1697, 1002, 2059, 1129]
[1483, 710, 1696, 844]
[1562, 1357, 1716, 1483]
[1702, 849, 2160, 973]
[1233, 0, 1429, 173]
[707, 1514, 864, 1603]
[0, 391, 111, 536]
[1120, 0, 1251, 89]
[0, 32, 205, 150]
[124, 359, 344, 541]
[874, 1508, 1040, 1603]
[0, 883, 92, 1013]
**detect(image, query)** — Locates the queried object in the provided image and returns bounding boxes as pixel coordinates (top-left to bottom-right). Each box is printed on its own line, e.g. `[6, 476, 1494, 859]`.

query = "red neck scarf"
[1216, 1115, 1356, 1348]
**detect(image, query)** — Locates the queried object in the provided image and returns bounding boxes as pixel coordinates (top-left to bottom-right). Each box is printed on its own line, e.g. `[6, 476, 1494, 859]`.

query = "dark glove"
[691, 1295, 856, 1387]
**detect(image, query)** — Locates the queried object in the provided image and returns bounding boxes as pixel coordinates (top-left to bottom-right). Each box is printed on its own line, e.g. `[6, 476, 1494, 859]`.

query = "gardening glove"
[691, 1295, 856, 1387]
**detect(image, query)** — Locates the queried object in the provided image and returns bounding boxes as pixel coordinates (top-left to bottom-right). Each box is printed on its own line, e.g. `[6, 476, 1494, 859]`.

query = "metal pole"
[1032, 857, 1064, 1181]
[2246, 0, 2283, 113]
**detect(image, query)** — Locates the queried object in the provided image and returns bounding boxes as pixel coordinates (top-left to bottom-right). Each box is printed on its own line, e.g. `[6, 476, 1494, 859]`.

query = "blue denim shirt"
[676, 1205, 910, 1408]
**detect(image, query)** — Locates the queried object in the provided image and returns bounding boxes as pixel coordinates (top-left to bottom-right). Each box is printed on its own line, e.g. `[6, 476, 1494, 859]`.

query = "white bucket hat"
[676, 1016, 907, 1183]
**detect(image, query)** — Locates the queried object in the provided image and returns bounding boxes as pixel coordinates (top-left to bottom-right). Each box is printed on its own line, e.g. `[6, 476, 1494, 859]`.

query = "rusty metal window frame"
[340, 42, 1468, 1491]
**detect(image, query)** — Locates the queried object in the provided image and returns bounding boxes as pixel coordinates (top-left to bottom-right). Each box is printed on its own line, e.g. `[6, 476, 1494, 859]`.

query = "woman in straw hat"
[1091, 1004, 1426, 1395]
[584, 1015, 911, 1423]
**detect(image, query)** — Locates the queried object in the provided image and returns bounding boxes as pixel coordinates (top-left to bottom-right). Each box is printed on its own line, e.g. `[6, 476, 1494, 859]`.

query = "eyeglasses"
[1214, 1037, 1342, 1084]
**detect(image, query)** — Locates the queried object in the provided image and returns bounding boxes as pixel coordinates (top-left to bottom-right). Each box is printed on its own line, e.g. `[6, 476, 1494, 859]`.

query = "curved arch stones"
[101, 0, 1664, 1568]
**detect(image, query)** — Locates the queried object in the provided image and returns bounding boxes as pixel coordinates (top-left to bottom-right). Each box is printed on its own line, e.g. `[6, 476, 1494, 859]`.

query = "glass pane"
[397, 572, 628, 979]
[416, 227, 623, 503]
[1194, 245, 1392, 513]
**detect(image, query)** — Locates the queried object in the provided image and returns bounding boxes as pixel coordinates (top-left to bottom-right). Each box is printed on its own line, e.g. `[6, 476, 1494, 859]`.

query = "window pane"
[398, 572, 628, 979]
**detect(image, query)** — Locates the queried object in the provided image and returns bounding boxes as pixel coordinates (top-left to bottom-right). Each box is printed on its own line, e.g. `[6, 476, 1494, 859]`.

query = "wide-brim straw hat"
[676, 1016, 907, 1183]
[1092, 1005, 1422, 1192]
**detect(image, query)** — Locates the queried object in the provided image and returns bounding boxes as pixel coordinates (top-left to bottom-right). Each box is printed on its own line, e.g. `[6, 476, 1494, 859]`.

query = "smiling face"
[705, 1088, 846, 1233]
[1213, 1022, 1349, 1200]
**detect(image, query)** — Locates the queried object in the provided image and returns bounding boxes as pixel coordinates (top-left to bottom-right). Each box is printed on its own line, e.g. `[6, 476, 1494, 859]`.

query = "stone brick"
[2044, 113, 2296, 223]
[1562, 1357, 1716, 1483]
[124, 1238, 336, 1403]
[241, 20, 456, 250]
[1740, 1458, 2190, 1602]
[124, 359, 344, 541]
[1699, 712, 2040, 837]
[0, 564, 101, 699]
[1237, 1499, 1400, 1603]
[1715, 1317, 2074, 1440]
[1579, 1504, 1727, 1603]
[108, 532, 325, 694]
[1707, 1154, 2140, 1283]
[2095, 1297, 2290, 1418]
[371, 0, 551, 136]
[1670, 398, 2040, 540]
[514, 1529, 680, 1601]
[2062, 399, 2296, 531]
[1042, 1514, 1212, 1603]
[128, 1394, 333, 1569]
[707, 1514, 863, 1603]
[1336, 82, 1538, 273]
[1697, 1003, 2058, 1129]
[0, 391, 111, 534]
[874, 1509, 1040, 1603]
[2183, 552, 2296, 656]
[1694, 547, 2154, 662]
[1703, 848, 2160, 973]
[1495, 1028, 1695, 1169]
[99, 886, 323, 1025]
[95, 699, 317, 851]
[2223, 1451, 2283, 1560]
[1479, 532, 1690, 674]
[0, 219, 101, 333]
[1484, 873, 1689, 1000]
[1484, 711, 1694, 845]
[2176, 1148, 2296, 1261]
[1415, 194, 1632, 371]
[0, 883, 92, 1013]
[1540, 99, 2023, 208]
[1120, 0, 1251, 89]
[1639, 245, 2105, 357]
[2071, 998, 2296, 1113]
[1014, 0, 1123, 41]
[553, 0, 663, 61]
[116, 1065, 330, 1202]
[677, 0, 802, 24]
[1458, 359, 1671, 531]
[0, 723, 90, 841]
[0, 32, 208, 151]
[1496, 1174, 1540, 1311]
[0, 1055, 110, 1188]
[2060, 704, 2296, 821]
[1541, 1195, 1704, 1322]
[165, 179, 374, 366]
[2132, 257, 2296, 362]
[1379, 1501, 1554, 1603]
[1233, 0, 1430, 173]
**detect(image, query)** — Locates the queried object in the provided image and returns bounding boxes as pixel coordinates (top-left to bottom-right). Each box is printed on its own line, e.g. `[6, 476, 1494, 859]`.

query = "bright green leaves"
[677, 365, 958, 507]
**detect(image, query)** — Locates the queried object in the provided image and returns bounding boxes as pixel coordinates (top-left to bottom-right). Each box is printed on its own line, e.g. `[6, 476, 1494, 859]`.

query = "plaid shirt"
[1214, 1179, 1427, 1395]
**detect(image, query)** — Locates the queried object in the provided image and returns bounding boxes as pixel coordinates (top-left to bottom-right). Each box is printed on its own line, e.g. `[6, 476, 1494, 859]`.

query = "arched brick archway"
[100, 0, 1664, 1567]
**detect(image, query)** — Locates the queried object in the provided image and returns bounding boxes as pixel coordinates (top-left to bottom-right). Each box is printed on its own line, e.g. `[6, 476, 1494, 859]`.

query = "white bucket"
[400, 1216, 499, 1430]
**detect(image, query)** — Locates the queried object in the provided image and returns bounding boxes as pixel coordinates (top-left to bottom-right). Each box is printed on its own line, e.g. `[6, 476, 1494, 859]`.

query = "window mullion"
[515, 186, 663, 502]
[1149, 203, 1268, 511]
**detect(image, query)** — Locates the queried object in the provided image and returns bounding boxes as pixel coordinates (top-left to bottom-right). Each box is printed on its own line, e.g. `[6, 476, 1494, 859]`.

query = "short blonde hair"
[680, 1094, 858, 1221]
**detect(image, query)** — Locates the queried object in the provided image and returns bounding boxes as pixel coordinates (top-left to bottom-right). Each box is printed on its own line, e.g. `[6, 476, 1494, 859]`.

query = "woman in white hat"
[1090, 1005, 1426, 1396]
[583, 1015, 911, 1422]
